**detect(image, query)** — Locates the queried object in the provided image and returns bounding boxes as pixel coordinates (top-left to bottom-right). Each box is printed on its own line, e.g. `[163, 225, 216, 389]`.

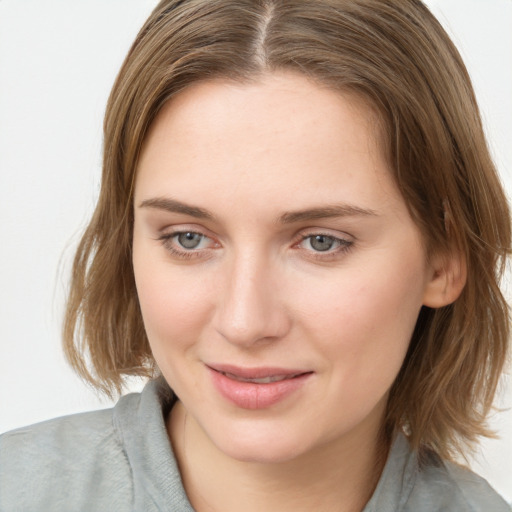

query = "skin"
[132, 72, 461, 512]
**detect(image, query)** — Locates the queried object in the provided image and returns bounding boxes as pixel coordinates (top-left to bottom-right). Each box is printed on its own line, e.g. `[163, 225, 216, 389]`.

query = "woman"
[1, 1, 510, 510]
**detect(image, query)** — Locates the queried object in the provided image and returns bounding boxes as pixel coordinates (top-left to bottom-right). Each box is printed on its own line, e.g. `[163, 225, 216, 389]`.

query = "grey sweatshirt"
[0, 378, 509, 511]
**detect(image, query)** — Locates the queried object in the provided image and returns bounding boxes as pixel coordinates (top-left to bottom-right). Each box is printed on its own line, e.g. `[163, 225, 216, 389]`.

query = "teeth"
[222, 372, 299, 384]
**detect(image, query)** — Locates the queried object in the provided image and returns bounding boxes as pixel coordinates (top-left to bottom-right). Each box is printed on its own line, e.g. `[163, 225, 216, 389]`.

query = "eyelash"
[157, 231, 215, 260]
[157, 230, 354, 261]
[296, 233, 354, 260]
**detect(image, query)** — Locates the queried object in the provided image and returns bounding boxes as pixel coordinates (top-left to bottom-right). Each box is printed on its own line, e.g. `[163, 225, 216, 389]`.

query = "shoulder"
[1, 405, 116, 452]
[366, 434, 510, 512]
[0, 380, 191, 512]
[0, 400, 135, 511]
[406, 449, 510, 511]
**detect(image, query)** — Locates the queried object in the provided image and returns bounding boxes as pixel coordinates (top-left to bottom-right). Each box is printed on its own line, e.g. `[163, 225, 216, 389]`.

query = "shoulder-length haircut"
[64, 0, 510, 460]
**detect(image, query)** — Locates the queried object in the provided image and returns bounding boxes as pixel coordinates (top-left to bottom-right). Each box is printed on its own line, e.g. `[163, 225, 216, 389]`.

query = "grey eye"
[309, 235, 336, 252]
[176, 232, 204, 249]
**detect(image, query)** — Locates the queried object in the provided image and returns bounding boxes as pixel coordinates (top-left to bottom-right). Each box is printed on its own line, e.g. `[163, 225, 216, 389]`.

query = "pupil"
[178, 232, 201, 249]
[311, 235, 334, 252]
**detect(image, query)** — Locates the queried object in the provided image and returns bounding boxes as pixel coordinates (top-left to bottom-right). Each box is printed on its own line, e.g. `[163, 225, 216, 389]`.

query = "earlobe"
[422, 251, 467, 308]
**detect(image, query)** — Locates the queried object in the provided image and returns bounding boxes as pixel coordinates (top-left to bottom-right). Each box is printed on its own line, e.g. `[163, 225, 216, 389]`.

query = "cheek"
[291, 256, 426, 375]
[133, 246, 213, 357]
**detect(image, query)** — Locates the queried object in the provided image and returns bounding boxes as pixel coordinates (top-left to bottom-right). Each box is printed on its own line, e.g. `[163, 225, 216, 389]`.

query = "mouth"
[218, 371, 307, 384]
[208, 364, 311, 383]
[207, 364, 313, 409]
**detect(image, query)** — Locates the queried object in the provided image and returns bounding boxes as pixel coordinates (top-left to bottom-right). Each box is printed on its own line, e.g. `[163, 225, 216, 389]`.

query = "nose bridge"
[214, 245, 287, 346]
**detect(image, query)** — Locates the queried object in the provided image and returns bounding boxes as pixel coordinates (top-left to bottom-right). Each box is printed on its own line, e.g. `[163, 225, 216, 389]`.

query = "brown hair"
[63, 0, 510, 460]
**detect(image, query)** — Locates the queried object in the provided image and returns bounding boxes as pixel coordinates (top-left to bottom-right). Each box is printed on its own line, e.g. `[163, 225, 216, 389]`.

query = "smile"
[219, 371, 304, 384]
[207, 365, 313, 409]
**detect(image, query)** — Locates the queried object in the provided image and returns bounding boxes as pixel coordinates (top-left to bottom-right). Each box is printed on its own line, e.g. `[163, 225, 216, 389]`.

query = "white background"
[1, 0, 511, 503]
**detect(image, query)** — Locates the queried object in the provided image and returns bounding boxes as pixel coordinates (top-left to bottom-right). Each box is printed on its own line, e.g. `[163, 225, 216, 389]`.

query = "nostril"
[213, 262, 291, 345]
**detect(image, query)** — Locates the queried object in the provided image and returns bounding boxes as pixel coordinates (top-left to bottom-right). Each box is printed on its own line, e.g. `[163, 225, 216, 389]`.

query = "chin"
[220, 439, 304, 464]
[207, 420, 314, 464]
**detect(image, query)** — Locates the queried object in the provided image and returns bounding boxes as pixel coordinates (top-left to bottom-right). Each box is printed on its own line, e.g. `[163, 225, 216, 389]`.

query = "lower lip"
[209, 369, 311, 410]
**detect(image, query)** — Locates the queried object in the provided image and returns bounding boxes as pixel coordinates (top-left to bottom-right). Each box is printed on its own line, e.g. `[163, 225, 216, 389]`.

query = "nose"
[212, 251, 291, 348]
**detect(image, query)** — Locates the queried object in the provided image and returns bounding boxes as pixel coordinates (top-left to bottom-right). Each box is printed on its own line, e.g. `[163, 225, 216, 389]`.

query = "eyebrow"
[138, 197, 378, 223]
[139, 197, 214, 220]
[278, 205, 378, 224]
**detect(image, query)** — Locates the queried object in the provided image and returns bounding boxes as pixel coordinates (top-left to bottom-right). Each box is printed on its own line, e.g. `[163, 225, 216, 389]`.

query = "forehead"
[142, 72, 382, 156]
[135, 71, 398, 218]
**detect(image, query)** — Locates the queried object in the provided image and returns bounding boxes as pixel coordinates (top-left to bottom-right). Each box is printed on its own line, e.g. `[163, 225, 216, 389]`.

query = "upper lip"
[206, 363, 311, 379]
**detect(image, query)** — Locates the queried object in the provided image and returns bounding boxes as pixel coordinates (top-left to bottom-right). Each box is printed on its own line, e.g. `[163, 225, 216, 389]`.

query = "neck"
[168, 403, 389, 512]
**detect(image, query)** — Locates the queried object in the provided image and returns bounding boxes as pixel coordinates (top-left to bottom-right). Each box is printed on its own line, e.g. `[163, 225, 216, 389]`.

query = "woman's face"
[133, 72, 439, 463]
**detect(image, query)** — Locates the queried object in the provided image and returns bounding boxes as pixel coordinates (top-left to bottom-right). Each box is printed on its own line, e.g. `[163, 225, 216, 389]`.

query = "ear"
[422, 249, 467, 308]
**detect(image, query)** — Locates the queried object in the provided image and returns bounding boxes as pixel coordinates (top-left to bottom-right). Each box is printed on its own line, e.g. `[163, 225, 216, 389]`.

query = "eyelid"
[157, 225, 221, 259]
[155, 224, 354, 261]
[295, 227, 354, 243]
[157, 221, 215, 235]
[293, 229, 355, 258]
[298, 233, 352, 248]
